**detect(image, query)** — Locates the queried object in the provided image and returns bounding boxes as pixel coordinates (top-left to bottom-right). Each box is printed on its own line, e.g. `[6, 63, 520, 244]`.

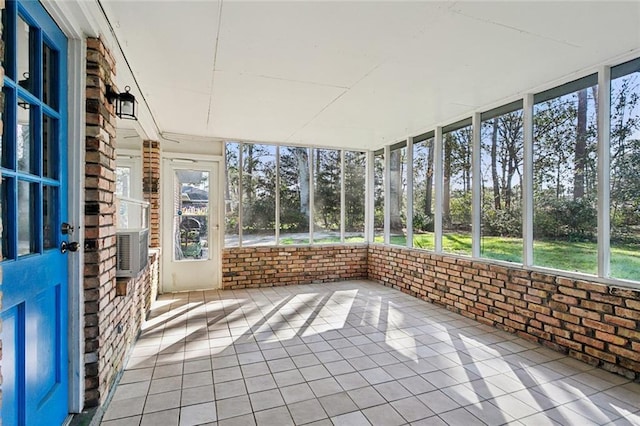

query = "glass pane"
[17, 99, 36, 174]
[116, 166, 131, 198]
[443, 124, 473, 256]
[43, 43, 57, 108]
[412, 138, 435, 250]
[241, 144, 276, 246]
[534, 83, 598, 274]
[480, 110, 524, 263]
[279, 146, 310, 245]
[17, 16, 33, 93]
[43, 185, 56, 249]
[389, 146, 407, 246]
[344, 151, 365, 243]
[43, 114, 57, 178]
[313, 149, 340, 244]
[174, 170, 209, 260]
[18, 180, 37, 256]
[1, 87, 8, 169]
[373, 152, 384, 242]
[224, 143, 240, 247]
[1, 8, 6, 68]
[610, 63, 640, 281]
[1, 177, 9, 259]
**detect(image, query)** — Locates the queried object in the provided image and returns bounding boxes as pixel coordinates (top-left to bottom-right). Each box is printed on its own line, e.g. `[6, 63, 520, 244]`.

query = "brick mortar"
[367, 244, 640, 380]
[222, 245, 368, 289]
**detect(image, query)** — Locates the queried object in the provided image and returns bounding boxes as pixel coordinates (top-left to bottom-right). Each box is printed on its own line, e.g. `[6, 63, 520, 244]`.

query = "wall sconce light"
[106, 85, 138, 120]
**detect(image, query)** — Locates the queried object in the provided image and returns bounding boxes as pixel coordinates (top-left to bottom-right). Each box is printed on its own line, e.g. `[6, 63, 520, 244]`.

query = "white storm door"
[162, 159, 221, 292]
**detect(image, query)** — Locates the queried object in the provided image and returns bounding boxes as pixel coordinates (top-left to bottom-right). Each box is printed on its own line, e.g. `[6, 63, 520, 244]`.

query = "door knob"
[61, 241, 80, 253]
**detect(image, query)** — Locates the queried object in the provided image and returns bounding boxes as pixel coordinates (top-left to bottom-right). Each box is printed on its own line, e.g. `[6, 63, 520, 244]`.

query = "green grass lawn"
[378, 233, 640, 281]
[280, 231, 638, 281]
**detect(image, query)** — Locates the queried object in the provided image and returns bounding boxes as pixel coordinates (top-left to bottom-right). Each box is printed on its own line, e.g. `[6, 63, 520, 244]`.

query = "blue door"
[1, 1, 69, 425]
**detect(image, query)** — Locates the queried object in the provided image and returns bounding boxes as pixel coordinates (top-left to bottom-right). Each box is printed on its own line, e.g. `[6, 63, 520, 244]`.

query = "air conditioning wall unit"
[116, 229, 149, 278]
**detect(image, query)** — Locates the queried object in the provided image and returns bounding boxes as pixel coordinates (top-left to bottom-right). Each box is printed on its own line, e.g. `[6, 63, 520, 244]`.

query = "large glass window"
[442, 121, 473, 255]
[610, 59, 640, 281]
[344, 151, 366, 242]
[412, 135, 435, 250]
[242, 144, 276, 246]
[533, 76, 598, 274]
[279, 147, 310, 245]
[373, 150, 384, 242]
[224, 142, 240, 247]
[480, 104, 524, 262]
[389, 144, 407, 246]
[313, 149, 341, 243]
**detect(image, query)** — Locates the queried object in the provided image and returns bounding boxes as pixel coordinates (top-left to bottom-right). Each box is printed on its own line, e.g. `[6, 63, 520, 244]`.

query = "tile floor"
[101, 280, 640, 426]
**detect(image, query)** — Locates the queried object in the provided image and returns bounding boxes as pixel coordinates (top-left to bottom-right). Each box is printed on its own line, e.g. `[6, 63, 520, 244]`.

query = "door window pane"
[610, 60, 640, 280]
[533, 80, 598, 274]
[374, 151, 384, 242]
[43, 185, 56, 249]
[344, 151, 365, 243]
[313, 148, 340, 244]
[1, 176, 10, 259]
[17, 15, 32, 93]
[280, 146, 310, 245]
[43, 43, 58, 108]
[241, 144, 276, 246]
[43, 114, 57, 178]
[174, 170, 209, 260]
[443, 124, 473, 255]
[224, 143, 240, 247]
[412, 138, 435, 250]
[389, 146, 407, 246]
[1, 87, 9, 168]
[18, 180, 37, 256]
[480, 109, 524, 262]
[17, 99, 36, 174]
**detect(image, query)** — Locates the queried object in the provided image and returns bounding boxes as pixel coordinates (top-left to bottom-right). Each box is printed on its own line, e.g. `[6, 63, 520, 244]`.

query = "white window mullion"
[434, 126, 443, 252]
[472, 112, 482, 258]
[523, 94, 534, 266]
[340, 150, 346, 243]
[384, 145, 391, 245]
[275, 145, 280, 245]
[238, 143, 243, 248]
[406, 137, 414, 248]
[309, 148, 315, 244]
[598, 66, 612, 278]
[365, 150, 375, 243]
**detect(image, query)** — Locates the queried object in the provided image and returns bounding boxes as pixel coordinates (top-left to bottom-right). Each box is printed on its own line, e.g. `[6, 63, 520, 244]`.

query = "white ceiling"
[102, 1, 640, 150]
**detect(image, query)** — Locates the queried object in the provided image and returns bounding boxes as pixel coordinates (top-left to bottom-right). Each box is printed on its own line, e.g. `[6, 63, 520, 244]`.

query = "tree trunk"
[425, 141, 434, 219]
[294, 148, 310, 220]
[389, 149, 403, 232]
[443, 134, 452, 227]
[574, 89, 588, 200]
[491, 119, 501, 210]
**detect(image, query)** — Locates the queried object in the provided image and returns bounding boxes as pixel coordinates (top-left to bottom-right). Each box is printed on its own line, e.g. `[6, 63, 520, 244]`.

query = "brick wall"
[84, 36, 118, 407]
[143, 140, 160, 247]
[84, 37, 160, 407]
[368, 244, 640, 379]
[222, 245, 368, 289]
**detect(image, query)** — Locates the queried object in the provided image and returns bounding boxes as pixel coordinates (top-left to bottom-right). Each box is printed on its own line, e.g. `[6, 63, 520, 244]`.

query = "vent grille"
[117, 233, 132, 271]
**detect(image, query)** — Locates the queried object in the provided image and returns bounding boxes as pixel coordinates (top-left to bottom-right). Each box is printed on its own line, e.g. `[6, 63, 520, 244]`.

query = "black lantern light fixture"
[106, 84, 138, 120]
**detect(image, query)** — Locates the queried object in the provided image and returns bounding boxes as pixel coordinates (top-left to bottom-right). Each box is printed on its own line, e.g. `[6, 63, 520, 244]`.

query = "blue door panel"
[1, 305, 24, 426]
[1, 1, 69, 424]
